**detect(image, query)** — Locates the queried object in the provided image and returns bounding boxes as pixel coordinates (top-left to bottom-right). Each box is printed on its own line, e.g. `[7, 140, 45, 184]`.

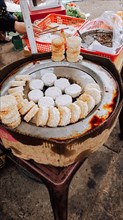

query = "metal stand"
[20, 0, 38, 54]
[119, 66, 123, 140]
[119, 106, 123, 140]
[1, 146, 86, 220]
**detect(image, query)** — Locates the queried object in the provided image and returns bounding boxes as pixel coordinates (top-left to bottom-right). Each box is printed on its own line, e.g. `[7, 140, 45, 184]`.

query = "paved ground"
[0, 1, 123, 220]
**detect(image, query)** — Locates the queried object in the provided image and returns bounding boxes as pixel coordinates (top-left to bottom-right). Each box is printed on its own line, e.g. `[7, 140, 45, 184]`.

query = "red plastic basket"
[75, 20, 123, 62]
[80, 46, 123, 62]
[25, 14, 87, 53]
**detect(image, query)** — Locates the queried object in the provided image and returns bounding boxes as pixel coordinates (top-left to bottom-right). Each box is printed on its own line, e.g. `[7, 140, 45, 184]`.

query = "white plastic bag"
[80, 11, 123, 54]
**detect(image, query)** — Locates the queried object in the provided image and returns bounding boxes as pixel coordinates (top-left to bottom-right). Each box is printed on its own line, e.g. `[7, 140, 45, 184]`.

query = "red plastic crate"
[25, 14, 87, 53]
[29, 5, 66, 23]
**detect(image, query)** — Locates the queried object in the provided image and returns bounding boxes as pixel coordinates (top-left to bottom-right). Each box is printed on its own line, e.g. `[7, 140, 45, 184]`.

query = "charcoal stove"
[0, 53, 122, 167]
[0, 53, 123, 220]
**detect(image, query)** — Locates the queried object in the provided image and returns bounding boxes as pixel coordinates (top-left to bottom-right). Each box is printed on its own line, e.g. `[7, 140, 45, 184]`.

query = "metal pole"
[20, 0, 38, 54]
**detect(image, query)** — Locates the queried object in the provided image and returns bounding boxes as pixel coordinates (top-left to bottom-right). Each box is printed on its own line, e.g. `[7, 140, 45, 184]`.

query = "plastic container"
[75, 20, 123, 63]
[12, 35, 23, 51]
[25, 14, 87, 53]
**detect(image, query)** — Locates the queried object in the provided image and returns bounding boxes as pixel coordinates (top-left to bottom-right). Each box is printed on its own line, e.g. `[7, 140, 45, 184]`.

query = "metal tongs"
[38, 26, 69, 36]
[77, 30, 84, 42]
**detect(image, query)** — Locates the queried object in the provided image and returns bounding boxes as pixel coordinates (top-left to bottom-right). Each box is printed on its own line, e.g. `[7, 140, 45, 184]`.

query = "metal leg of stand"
[35, 159, 86, 220]
[119, 106, 123, 139]
[36, 159, 86, 220]
[4, 151, 86, 220]
[47, 184, 69, 220]
[0, 143, 87, 220]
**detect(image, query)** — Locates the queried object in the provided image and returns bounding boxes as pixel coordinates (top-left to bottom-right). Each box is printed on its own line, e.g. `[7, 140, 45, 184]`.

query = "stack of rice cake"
[51, 37, 65, 62]
[66, 36, 82, 62]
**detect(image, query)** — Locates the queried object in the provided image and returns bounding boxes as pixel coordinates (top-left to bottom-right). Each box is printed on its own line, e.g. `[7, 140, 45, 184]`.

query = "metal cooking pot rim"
[0, 59, 120, 141]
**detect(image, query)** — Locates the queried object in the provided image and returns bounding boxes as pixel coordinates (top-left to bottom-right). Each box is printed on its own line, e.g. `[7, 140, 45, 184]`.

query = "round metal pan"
[0, 58, 120, 142]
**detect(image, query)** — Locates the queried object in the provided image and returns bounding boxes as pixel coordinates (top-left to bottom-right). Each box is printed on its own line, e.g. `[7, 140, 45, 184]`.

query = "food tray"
[25, 13, 87, 52]
[75, 20, 123, 62]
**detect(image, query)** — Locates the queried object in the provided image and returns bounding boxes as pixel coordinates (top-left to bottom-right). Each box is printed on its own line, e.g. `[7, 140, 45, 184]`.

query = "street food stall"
[0, 51, 123, 220]
[0, 1, 123, 220]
